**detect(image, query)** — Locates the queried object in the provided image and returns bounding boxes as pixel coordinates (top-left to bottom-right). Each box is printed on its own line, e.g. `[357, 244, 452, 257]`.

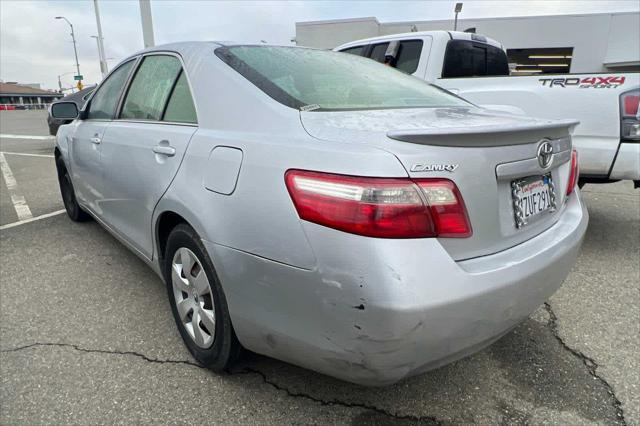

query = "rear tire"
[56, 158, 90, 222]
[163, 224, 242, 372]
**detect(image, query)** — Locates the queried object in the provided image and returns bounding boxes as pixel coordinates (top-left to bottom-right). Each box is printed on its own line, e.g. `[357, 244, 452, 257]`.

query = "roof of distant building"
[0, 82, 60, 96]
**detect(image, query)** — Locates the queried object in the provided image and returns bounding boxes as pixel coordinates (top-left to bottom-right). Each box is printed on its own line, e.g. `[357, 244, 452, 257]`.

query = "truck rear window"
[442, 40, 509, 78]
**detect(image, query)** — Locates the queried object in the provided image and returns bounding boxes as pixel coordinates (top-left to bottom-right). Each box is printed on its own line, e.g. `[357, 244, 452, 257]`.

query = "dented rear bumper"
[205, 190, 588, 386]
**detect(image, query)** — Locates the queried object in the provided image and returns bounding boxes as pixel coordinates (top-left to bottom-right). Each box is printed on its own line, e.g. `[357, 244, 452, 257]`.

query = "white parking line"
[0, 210, 66, 230]
[0, 134, 54, 140]
[0, 152, 33, 220]
[0, 151, 54, 158]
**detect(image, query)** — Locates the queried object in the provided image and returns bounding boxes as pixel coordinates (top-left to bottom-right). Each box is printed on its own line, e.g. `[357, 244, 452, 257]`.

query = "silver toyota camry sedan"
[51, 42, 588, 386]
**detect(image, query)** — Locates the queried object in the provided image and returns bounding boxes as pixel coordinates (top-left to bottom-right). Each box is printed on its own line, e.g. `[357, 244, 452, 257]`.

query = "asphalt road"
[1, 110, 638, 425]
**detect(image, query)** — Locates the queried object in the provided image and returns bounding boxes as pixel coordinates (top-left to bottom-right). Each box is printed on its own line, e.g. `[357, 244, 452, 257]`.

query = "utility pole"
[92, 0, 108, 76]
[139, 0, 155, 48]
[55, 16, 83, 90]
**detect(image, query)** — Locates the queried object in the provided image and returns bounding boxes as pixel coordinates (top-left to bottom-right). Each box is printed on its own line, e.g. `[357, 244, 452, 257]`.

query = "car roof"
[109, 41, 316, 70]
[53, 85, 96, 104]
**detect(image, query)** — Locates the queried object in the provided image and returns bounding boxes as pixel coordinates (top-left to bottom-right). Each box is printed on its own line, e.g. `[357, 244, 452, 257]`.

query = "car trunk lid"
[300, 107, 578, 261]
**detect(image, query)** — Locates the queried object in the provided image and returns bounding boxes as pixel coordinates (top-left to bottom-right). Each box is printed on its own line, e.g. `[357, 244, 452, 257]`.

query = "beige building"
[295, 12, 640, 73]
[0, 82, 63, 108]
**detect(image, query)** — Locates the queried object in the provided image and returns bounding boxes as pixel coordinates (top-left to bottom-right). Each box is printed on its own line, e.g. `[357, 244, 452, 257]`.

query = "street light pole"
[454, 3, 463, 31]
[55, 16, 82, 87]
[92, 0, 108, 76]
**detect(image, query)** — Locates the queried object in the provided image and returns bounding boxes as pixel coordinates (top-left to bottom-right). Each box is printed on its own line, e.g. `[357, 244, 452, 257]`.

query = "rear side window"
[87, 60, 135, 120]
[163, 71, 197, 124]
[120, 55, 182, 121]
[395, 40, 423, 74]
[365, 40, 423, 74]
[442, 40, 509, 78]
[340, 46, 365, 56]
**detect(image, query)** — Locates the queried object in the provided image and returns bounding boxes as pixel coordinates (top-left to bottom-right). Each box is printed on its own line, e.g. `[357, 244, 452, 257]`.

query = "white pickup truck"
[335, 31, 640, 187]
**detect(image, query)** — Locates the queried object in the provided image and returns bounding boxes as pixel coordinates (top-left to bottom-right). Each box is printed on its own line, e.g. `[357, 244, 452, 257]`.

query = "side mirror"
[51, 102, 79, 120]
[384, 41, 400, 66]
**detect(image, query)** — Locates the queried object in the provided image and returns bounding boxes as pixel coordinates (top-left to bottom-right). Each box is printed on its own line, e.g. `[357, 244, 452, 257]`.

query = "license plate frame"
[511, 174, 556, 229]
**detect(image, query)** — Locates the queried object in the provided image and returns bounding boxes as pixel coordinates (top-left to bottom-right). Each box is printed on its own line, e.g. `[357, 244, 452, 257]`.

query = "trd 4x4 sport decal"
[539, 76, 626, 89]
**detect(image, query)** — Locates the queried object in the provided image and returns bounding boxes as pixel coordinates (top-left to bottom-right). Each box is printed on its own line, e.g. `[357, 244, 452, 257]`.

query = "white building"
[295, 12, 640, 74]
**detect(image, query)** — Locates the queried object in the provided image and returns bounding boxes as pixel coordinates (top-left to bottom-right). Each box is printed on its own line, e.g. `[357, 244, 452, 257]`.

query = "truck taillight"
[620, 89, 640, 141]
[566, 149, 579, 196]
[285, 170, 472, 238]
[623, 95, 639, 117]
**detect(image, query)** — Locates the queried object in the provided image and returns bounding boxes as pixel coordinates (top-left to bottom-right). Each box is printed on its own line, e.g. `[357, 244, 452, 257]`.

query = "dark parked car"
[47, 86, 95, 135]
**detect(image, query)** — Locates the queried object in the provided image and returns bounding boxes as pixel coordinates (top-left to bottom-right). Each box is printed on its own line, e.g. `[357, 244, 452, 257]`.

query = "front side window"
[216, 46, 470, 112]
[87, 60, 135, 120]
[340, 46, 365, 56]
[442, 40, 509, 78]
[369, 43, 389, 63]
[120, 55, 182, 121]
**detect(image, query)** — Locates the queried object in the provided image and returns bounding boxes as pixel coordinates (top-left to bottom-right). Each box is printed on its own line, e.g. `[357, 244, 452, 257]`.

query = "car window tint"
[369, 43, 389, 63]
[163, 71, 197, 124]
[87, 60, 135, 120]
[395, 40, 423, 74]
[486, 46, 510, 76]
[442, 40, 509, 78]
[340, 46, 365, 56]
[216, 46, 470, 111]
[120, 55, 182, 121]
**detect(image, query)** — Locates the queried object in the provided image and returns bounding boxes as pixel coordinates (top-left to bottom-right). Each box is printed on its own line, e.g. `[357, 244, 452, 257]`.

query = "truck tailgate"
[437, 73, 640, 176]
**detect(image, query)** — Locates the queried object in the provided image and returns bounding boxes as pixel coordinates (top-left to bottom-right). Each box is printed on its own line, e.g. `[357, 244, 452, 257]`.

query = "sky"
[1, 0, 638, 90]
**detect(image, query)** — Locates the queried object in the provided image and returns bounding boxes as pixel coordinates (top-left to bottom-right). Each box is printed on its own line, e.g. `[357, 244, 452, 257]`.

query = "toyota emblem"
[537, 140, 554, 169]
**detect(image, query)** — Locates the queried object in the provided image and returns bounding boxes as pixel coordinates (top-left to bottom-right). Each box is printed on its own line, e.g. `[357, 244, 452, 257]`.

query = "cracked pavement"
[1, 111, 639, 425]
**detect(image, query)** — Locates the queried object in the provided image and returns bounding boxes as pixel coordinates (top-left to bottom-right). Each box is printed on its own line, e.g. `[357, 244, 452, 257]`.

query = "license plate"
[511, 174, 556, 228]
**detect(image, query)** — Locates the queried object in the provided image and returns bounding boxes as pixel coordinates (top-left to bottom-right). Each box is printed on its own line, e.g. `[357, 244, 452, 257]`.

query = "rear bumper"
[206, 190, 588, 386]
[609, 142, 640, 181]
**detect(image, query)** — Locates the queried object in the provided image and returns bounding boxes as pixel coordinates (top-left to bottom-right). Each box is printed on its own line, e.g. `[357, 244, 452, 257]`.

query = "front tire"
[56, 158, 90, 222]
[163, 224, 242, 371]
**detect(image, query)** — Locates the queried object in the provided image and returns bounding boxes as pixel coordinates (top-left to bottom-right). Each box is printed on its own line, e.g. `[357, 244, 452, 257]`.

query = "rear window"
[442, 40, 509, 78]
[216, 45, 469, 112]
[342, 40, 423, 75]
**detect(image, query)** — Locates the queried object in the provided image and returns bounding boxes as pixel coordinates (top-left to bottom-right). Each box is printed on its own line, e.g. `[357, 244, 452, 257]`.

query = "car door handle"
[90, 137, 101, 144]
[152, 145, 176, 157]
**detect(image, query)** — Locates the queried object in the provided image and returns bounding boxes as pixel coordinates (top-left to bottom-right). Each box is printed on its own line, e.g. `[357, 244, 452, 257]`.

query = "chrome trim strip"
[496, 149, 571, 179]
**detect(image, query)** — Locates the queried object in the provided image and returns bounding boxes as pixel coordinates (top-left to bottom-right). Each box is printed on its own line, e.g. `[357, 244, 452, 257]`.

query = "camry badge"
[411, 164, 459, 173]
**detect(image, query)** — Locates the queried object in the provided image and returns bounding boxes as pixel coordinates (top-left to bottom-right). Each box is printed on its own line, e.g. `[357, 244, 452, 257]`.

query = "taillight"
[566, 149, 579, 196]
[623, 95, 639, 117]
[620, 89, 640, 141]
[285, 170, 472, 238]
